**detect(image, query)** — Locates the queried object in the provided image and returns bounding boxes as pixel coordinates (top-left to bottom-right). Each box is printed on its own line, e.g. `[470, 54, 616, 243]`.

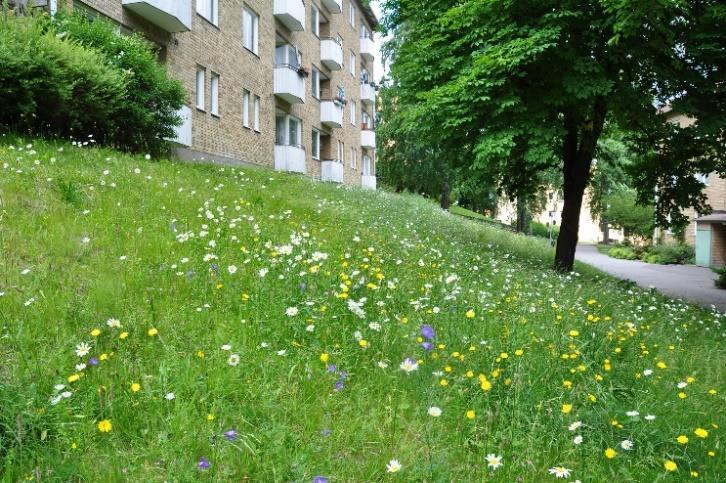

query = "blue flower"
[313, 477, 328, 483]
[198, 457, 210, 470]
[223, 429, 237, 442]
[421, 324, 435, 341]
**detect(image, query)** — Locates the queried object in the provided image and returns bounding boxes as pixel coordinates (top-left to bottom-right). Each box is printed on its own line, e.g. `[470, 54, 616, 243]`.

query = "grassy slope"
[0, 136, 723, 482]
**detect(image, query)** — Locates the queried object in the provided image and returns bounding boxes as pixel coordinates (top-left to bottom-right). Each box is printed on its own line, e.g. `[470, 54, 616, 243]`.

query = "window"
[276, 43, 300, 68]
[349, 51, 355, 76]
[311, 5, 320, 37]
[348, 2, 355, 27]
[311, 67, 320, 99]
[350, 101, 356, 125]
[243, 7, 259, 54]
[195, 66, 205, 110]
[210, 73, 220, 116]
[312, 129, 320, 159]
[242, 90, 250, 127]
[253, 95, 260, 131]
[362, 155, 371, 175]
[337, 140, 344, 163]
[197, 0, 218, 26]
[362, 111, 371, 129]
[276, 113, 302, 146]
[350, 147, 357, 169]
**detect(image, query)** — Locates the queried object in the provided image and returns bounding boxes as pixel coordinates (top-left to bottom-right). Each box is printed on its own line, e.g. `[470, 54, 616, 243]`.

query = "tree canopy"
[380, 0, 725, 271]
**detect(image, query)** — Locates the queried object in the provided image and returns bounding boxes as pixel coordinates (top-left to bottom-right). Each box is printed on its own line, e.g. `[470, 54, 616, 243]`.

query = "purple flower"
[421, 324, 435, 341]
[334, 380, 344, 391]
[326, 364, 337, 373]
[210, 263, 219, 272]
[197, 457, 210, 470]
[421, 342, 433, 351]
[223, 429, 237, 442]
[299, 282, 307, 292]
[88, 357, 99, 366]
[338, 371, 348, 380]
[313, 477, 328, 483]
[321, 428, 332, 437]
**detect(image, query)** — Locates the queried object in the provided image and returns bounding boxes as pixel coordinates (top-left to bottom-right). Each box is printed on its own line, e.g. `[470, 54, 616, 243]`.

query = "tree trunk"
[516, 196, 529, 233]
[602, 219, 610, 244]
[554, 101, 607, 272]
[440, 179, 451, 210]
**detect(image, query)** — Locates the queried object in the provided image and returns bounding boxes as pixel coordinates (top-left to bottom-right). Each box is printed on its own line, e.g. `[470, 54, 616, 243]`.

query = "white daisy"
[427, 406, 442, 417]
[75, 342, 91, 358]
[485, 453, 503, 470]
[548, 466, 571, 478]
[386, 459, 402, 473]
[285, 307, 299, 317]
[399, 358, 418, 373]
[227, 354, 240, 366]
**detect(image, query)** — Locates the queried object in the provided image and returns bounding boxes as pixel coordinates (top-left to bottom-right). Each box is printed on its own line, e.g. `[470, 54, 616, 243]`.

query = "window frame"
[311, 66, 320, 99]
[253, 95, 260, 132]
[210, 72, 220, 117]
[242, 90, 250, 127]
[311, 4, 320, 37]
[197, 0, 219, 27]
[243, 6, 260, 55]
[195, 66, 206, 111]
[312, 128, 321, 160]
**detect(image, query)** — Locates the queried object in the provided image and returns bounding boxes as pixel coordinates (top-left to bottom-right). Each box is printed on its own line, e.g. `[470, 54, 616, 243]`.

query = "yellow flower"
[499, 352, 509, 359]
[147, 328, 158, 337]
[358, 339, 369, 348]
[91, 329, 101, 337]
[694, 428, 708, 438]
[690, 470, 699, 477]
[514, 349, 524, 356]
[97, 419, 112, 433]
[465, 309, 475, 319]
[207, 414, 215, 421]
[119, 332, 129, 340]
[439, 379, 448, 387]
[196, 350, 205, 358]
[99, 353, 108, 361]
[604, 448, 617, 459]
[466, 410, 475, 420]
[320, 353, 330, 363]
[677, 435, 689, 444]
[130, 383, 141, 393]
[561, 404, 573, 414]
[67, 374, 80, 383]
[479, 375, 492, 391]
[678, 392, 687, 399]
[664, 460, 677, 472]
[569, 330, 579, 337]
[657, 361, 667, 369]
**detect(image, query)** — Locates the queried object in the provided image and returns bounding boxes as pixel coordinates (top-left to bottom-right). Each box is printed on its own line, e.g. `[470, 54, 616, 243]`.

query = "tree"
[381, 0, 725, 271]
[605, 187, 654, 243]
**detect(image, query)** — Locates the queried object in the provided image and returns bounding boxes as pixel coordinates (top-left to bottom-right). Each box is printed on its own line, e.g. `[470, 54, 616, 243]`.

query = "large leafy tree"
[381, 0, 725, 271]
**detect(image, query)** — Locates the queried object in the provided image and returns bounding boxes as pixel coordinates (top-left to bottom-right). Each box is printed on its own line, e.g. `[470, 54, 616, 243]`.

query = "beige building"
[52, 0, 378, 188]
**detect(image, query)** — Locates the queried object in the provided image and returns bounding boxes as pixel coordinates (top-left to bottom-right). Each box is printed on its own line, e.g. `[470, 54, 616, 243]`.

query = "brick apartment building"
[41, 0, 379, 188]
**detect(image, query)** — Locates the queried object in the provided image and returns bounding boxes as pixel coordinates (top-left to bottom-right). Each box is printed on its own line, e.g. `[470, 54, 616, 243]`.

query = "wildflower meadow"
[0, 137, 723, 481]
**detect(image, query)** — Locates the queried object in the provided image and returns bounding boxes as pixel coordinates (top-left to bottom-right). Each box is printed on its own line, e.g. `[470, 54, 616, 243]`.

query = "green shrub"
[54, 12, 186, 155]
[642, 244, 695, 265]
[531, 221, 558, 239]
[0, 12, 127, 141]
[608, 246, 637, 260]
[714, 267, 726, 289]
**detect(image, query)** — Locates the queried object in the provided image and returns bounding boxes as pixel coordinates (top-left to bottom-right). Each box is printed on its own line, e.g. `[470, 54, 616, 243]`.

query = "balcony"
[361, 129, 376, 149]
[360, 83, 376, 106]
[274, 145, 306, 174]
[273, 0, 305, 31]
[122, 0, 192, 32]
[320, 101, 344, 128]
[274, 66, 306, 104]
[361, 175, 377, 190]
[321, 160, 344, 183]
[168, 105, 192, 147]
[321, 0, 342, 13]
[320, 38, 343, 71]
[360, 36, 375, 62]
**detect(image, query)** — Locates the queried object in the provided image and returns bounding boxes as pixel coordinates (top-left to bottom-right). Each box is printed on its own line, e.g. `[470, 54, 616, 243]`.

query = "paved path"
[576, 244, 726, 312]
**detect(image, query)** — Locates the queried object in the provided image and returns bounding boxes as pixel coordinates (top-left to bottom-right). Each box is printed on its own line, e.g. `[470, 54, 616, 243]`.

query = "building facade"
[58, 0, 378, 188]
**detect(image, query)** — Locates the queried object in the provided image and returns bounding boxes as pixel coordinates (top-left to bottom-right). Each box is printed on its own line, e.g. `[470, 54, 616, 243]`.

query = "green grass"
[0, 136, 723, 481]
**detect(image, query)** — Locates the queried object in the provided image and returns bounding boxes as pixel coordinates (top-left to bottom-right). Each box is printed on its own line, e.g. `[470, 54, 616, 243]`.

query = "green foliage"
[0, 12, 127, 141]
[642, 244, 695, 265]
[0, 11, 184, 155]
[607, 246, 638, 260]
[531, 221, 558, 240]
[713, 267, 726, 289]
[54, 12, 185, 155]
[605, 188, 654, 241]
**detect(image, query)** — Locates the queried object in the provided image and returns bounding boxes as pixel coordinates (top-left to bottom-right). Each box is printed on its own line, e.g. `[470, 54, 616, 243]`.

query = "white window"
[312, 129, 320, 159]
[253, 95, 260, 131]
[362, 155, 371, 175]
[242, 90, 250, 127]
[349, 51, 355, 76]
[276, 43, 301, 68]
[350, 101, 356, 125]
[210, 73, 219, 116]
[311, 5, 320, 37]
[195, 66, 205, 110]
[350, 147, 357, 168]
[337, 140, 344, 163]
[243, 7, 259, 54]
[197, 0, 218, 26]
[348, 2, 355, 27]
[362, 110, 371, 129]
[311, 67, 320, 98]
[276, 113, 302, 146]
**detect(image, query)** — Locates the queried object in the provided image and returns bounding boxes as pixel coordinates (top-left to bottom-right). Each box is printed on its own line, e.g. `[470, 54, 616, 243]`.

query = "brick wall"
[69, 0, 377, 187]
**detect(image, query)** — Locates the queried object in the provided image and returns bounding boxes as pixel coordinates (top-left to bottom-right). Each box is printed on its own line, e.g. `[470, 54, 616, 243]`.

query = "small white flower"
[305, 324, 315, 332]
[620, 439, 634, 450]
[626, 410, 639, 417]
[548, 466, 571, 478]
[485, 453, 503, 470]
[568, 421, 582, 431]
[221, 344, 232, 351]
[81, 236, 91, 244]
[145, 154, 151, 160]
[377, 361, 388, 369]
[75, 363, 86, 371]
[165, 392, 175, 400]
[399, 358, 418, 373]
[643, 369, 653, 376]
[54, 384, 66, 391]
[645, 414, 656, 421]
[677, 381, 687, 389]
[276, 350, 287, 356]
[227, 265, 238, 274]
[227, 354, 240, 366]
[386, 459, 402, 473]
[259, 268, 269, 278]
[428, 406, 442, 417]
[50, 395, 62, 406]
[75, 342, 91, 357]
[573, 435, 583, 445]
[21, 268, 31, 275]
[285, 307, 299, 317]
[61, 391, 72, 398]
[106, 318, 121, 329]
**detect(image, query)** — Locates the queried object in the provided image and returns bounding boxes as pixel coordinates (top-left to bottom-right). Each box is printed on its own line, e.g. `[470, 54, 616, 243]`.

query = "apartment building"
[54, 0, 379, 188]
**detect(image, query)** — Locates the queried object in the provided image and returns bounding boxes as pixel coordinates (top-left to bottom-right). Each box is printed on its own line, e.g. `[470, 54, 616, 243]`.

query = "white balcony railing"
[361, 175, 377, 190]
[274, 145, 306, 174]
[320, 100, 344, 128]
[360, 83, 376, 106]
[321, 160, 344, 183]
[274, 65, 306, 104]
[273, 0, 305, 31]
[320, 38, 343, 71]
[360, 36, 375, 62]
[321, 0, 342, 14]
[122, 0, 192, 32]
[361, 129, 376, 149]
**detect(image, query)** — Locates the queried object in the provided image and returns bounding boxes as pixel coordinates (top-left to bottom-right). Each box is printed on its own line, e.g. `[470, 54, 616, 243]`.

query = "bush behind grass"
[0, 137, 723, 481]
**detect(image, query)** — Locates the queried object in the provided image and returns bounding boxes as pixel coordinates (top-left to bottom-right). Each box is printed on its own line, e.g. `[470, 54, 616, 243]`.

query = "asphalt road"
[576, 244, 726, 312]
